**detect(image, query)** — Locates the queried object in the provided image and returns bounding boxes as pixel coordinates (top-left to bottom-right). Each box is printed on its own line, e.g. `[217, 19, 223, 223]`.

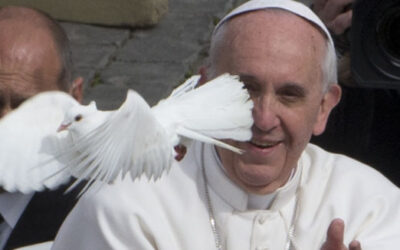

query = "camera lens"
[352, 0, 400, 87]
[377, 7, 400, 64]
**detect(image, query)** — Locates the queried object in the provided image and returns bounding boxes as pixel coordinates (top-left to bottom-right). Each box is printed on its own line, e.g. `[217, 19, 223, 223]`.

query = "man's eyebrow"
[239, 74, 308, 93]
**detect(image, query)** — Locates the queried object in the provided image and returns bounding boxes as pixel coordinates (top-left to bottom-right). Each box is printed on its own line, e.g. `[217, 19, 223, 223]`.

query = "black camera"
[351, 0, 400, 89]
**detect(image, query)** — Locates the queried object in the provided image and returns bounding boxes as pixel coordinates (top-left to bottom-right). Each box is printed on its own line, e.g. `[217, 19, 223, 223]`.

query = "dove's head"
[58, 101, 98, 133]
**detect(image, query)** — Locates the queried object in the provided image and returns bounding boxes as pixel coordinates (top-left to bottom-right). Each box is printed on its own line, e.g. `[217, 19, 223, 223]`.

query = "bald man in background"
[0, 6, 84, 250]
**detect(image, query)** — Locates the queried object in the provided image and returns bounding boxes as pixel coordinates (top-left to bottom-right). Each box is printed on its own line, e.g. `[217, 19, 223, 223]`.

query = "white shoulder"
[304, 143, 399, 192]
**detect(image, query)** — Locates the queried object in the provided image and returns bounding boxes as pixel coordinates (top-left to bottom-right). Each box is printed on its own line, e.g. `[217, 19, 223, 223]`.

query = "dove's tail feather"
[176, 127, 243, 154]
[153, 73, 253, 151]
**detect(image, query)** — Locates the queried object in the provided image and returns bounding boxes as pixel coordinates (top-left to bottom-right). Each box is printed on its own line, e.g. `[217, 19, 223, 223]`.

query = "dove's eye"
[74, 114, 82, 122]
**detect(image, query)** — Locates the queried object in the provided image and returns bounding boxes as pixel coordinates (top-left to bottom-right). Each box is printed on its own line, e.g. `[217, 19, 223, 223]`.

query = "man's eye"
[278, 88, 305, 104]
[280, 95, 300, 103]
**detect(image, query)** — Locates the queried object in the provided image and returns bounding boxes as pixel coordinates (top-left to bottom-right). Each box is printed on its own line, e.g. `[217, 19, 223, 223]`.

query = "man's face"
[0, 20, 62, 118]
[210, 10, 340, 194]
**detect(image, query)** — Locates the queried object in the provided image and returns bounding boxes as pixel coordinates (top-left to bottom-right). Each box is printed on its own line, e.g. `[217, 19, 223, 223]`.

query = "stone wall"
[0, 0, 168, 27]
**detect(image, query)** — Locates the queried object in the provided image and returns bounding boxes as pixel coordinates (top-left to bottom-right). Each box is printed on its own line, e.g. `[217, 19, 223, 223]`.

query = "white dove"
[0, 73, 253, 194]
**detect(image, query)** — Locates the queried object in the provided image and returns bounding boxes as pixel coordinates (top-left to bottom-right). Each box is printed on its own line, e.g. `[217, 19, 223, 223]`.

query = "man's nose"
[252, 95, 280, 132]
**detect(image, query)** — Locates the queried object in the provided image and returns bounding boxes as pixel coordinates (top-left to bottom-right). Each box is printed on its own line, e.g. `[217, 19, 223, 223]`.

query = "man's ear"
[313, 84, 342, 136]
[69, 77, 84, 103]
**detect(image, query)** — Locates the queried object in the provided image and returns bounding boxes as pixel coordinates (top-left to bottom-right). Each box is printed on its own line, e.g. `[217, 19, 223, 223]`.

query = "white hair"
[322, 38, 338, 91]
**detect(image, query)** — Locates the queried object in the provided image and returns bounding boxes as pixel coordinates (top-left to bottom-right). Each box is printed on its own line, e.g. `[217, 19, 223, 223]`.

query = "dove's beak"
[57, 123, 71, 132]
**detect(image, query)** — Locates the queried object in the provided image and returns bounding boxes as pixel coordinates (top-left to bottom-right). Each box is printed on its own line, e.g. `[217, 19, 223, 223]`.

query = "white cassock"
[52, 142, 400, 250]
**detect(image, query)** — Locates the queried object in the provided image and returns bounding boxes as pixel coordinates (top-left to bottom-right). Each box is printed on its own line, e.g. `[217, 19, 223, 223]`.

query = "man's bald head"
[0, 6, 79, 118]
[0, 6, 72, 91]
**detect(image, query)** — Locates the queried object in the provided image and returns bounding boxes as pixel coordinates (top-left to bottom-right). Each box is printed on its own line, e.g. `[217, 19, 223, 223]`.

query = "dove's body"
[0, 74, 253, 193]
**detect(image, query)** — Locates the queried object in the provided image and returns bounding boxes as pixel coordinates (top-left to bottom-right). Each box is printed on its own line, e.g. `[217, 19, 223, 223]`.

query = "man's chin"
[236, 176, 282, 195]
[234, 160, 277, 183]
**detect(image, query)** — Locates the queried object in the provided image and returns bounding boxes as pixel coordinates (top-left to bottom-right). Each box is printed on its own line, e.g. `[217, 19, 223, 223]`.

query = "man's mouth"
[250, 139, 281, 149]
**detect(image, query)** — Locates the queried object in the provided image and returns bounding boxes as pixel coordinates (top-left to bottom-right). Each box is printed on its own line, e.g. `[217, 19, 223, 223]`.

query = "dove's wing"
[63, 90, 173, 191]
[0, 91, 78, 193]
[152, 73, 253, 153]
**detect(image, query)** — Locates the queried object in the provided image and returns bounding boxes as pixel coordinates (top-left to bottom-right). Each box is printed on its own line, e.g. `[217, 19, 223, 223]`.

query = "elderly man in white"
[53, 0, 400, 249]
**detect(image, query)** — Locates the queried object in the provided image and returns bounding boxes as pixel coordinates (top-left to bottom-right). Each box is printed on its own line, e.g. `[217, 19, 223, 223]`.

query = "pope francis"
[52, 0, 400, 249]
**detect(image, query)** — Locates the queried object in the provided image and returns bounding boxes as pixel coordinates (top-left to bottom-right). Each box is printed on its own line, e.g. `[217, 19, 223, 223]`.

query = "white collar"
[247, 192, 277, 210]
[0, 192, 34, 228]
[198, 142, 302, 211]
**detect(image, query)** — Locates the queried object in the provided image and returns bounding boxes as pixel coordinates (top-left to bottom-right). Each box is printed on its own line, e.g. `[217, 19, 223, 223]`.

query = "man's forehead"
[0, 66, 59, 94]
[0, 55, 60, 88]
[0, 75, 39, 96]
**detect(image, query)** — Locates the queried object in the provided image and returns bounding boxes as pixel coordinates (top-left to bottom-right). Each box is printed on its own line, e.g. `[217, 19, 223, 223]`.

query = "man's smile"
[250, 139, 281, 149]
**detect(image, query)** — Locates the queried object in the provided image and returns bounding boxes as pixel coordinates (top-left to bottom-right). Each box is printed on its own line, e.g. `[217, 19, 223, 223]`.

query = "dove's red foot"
[174, 145, 187, 161]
